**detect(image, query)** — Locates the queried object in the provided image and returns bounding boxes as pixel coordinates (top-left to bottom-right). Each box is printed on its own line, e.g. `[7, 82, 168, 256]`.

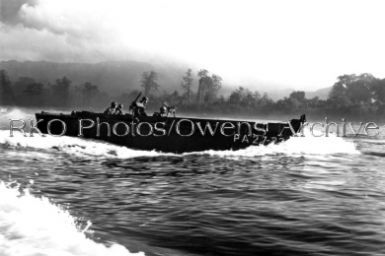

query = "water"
[1, 109, 385, 256]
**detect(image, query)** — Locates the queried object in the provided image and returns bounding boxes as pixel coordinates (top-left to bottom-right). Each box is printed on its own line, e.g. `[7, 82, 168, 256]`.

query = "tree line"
[2, 69, 385, 119]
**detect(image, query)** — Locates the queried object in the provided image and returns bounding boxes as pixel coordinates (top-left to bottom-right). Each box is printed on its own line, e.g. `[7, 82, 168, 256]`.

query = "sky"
[1, 0, 385, 90]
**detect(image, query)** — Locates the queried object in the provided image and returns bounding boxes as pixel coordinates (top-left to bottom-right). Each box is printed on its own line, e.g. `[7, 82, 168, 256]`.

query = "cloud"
[0, 0, 36, 24]
[0, 0, 140, 62]
[1, 0, 385, 90]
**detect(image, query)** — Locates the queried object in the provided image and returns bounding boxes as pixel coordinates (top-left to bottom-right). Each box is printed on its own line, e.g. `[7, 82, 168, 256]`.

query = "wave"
[0, 130, 169, 159]
[188, 130, 360, 158]
[362, 151, 385, 157]
[0, 128, 359, 160]
[0, 108, 35, 128]
[0, 181, 144, 256]
[0, 107, 33, 118]
[0, 108, 359, 158]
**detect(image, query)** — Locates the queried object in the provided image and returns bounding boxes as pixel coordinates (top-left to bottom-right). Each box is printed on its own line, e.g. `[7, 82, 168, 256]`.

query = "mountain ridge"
[0, 60, 331, 100]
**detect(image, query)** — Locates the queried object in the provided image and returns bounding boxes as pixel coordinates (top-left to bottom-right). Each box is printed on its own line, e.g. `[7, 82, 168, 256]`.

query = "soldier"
[159, 102, 168, 117]
[133, 97, 148, 117]
[104, 102, 117, 115]
[114, 104, 124, 115]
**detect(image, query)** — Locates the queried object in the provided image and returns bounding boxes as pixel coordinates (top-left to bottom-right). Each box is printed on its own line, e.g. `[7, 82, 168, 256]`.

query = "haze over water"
[1, 109, 385, 256]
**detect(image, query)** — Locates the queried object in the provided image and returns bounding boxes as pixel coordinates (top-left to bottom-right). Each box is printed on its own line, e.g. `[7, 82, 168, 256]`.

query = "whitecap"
[0, 181, 145, 256]
[0, 130, 170, 159]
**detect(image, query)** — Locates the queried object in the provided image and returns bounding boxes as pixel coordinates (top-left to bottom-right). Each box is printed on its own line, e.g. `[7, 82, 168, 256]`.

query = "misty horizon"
[0, 59, 333, 100]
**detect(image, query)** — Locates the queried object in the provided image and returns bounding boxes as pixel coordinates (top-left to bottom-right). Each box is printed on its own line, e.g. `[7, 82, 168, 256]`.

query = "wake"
[194, 131, 360, 158]
[0, 181, 144, 256]
[0, 130, 166, 159]
[0, 128, 359, 160]
[0, 107, 359, 158]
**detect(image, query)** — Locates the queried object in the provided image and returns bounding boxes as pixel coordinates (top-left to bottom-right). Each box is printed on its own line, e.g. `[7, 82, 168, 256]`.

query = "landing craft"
[35, 111, 306, 153]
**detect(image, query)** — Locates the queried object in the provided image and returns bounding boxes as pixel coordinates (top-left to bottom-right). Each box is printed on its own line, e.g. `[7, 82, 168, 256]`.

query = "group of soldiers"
[103, 102, 124, 115]
[104, 95, 175, 118]
[104, 96, 149, 117]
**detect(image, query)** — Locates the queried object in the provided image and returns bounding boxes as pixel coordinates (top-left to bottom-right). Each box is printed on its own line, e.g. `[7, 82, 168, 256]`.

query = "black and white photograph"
[1, 0, 385, 255]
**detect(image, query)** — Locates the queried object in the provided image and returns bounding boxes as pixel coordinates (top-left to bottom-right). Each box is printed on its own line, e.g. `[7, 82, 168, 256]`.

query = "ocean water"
[1, 109, 385, 256]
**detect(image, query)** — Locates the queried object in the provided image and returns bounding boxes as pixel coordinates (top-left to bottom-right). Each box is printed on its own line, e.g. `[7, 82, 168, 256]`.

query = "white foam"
[0, 108, 35, 125]
[0, 108, 29, 119]
[0, 181, 145, 256]
[188, 130, 360, 158]
[0, 130, 168, 159]
[0, 123, 359, 159]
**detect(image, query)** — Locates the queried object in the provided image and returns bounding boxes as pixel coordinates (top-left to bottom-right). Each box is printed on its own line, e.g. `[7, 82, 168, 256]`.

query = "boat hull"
[35, 112, 305, 153]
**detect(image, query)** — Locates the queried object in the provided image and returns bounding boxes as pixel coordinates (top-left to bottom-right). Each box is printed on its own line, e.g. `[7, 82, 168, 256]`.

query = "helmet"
[141, 96, 149, 103]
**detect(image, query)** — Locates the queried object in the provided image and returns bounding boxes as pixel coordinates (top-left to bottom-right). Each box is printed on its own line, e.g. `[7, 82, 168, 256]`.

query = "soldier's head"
[141, 97, 149, 104]
[110, 101, 117, 108]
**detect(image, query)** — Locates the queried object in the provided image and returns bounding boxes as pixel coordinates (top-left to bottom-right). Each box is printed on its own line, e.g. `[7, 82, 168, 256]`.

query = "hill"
[306, 87, 331, 100]
[0, 60, 188, 95]
[0, 60, 332, 100]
